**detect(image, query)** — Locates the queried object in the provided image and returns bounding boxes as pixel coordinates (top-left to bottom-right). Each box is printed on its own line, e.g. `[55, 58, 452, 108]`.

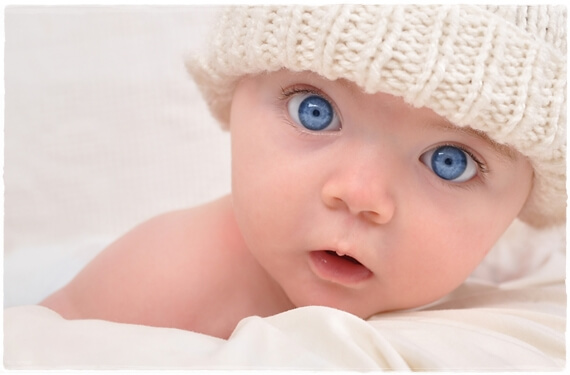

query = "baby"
[40, 5, 566, 340]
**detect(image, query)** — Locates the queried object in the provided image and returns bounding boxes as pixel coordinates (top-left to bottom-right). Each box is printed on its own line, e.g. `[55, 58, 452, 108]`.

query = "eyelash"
[279, 86, 322, 101]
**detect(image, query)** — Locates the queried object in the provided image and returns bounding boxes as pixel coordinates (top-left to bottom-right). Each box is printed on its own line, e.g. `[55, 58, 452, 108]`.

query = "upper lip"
[325, 250, 362, 264]
[322, 246, 369, 268]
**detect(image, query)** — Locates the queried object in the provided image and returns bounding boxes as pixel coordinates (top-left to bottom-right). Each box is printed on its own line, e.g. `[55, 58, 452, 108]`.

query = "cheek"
[389, 191, 514, 304]
[387, 222, 489, 307]
[231, 130, 293, 208]
[230, 123, 303, 250]
[421, 193, 517, 262]
[230, 89, 278, 202]
[410, 216, 494, 271]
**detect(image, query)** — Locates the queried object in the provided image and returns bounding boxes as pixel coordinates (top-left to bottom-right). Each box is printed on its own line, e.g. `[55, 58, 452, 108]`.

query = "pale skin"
[41, 69, 534, 339]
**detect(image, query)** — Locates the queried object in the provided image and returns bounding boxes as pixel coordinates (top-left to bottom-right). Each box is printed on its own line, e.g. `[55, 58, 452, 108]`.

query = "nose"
[321, 151, 396, 225]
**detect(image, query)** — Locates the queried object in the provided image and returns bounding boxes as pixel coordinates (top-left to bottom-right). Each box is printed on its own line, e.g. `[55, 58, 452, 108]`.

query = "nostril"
[361, 210, 380, 223]
[360, 208, 394, 225]
[323, 194, 347, 210]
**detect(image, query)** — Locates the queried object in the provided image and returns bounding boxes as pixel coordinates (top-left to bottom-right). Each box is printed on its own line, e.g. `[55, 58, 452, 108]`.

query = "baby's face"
[229, 70, 533, 318]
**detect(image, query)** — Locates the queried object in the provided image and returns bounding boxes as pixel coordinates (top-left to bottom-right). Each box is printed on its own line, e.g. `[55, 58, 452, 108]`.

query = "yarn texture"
[187, 5, 567, 227]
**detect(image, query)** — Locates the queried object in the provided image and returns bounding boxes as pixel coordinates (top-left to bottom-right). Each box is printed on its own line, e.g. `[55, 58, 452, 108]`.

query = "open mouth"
[309, 250, 372, 285]
[325, 250, 362, 265]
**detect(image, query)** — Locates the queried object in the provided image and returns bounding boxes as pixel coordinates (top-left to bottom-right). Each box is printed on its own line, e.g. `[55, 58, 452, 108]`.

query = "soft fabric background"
[4, 6, 229, 306]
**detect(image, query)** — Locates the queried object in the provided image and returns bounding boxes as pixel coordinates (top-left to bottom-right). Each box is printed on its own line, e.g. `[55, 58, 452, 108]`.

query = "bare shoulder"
[40, 195, 247, 330]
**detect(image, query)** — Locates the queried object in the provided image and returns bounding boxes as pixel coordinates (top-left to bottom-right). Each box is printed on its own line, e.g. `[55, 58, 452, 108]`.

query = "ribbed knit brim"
[187, 5, 567, 227]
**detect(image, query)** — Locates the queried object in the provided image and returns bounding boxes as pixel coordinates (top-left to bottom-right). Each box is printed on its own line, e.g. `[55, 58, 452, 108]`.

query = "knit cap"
[187, 5, 567, 227]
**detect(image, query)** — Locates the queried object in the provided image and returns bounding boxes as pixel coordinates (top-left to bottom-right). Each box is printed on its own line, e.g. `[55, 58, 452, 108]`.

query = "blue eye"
[287, 93, 341, 131]
[420, 145, 478, 182]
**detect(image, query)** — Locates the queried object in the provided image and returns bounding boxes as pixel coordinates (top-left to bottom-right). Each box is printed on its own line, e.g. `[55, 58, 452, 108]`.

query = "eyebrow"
[433, 121, 517, 161]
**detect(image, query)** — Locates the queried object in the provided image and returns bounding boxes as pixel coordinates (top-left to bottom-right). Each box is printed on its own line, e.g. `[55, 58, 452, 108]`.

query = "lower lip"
[309, 250, 373, 285]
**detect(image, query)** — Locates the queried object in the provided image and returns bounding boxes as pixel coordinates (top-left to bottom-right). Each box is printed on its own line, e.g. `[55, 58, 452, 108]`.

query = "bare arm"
[40, 197, 245, 334]
[40, 209, 193, 324]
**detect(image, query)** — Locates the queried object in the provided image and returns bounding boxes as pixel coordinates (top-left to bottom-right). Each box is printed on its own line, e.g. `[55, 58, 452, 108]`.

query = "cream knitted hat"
[187, 5, 567, 227]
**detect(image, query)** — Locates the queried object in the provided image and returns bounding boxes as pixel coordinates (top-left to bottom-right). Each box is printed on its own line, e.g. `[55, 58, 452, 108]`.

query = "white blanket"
[4, 283, 566, 370]
[3, 6, 566, 370]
